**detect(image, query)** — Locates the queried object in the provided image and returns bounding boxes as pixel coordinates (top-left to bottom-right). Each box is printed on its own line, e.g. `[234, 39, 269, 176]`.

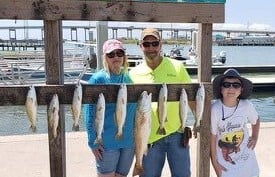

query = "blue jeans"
[95, 147, 134, 176]
[141, 132, 191, 177]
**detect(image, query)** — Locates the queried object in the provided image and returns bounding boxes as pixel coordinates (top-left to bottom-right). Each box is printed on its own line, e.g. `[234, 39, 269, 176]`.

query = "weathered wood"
[0, 0, 224, 23]
[196, 24, 213, 177]
[44, 20, 66, 177]
[0, 83, 212, 105]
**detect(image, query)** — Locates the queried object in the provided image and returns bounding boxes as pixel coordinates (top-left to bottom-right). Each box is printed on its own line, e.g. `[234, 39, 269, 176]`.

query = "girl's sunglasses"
[222, 82, 242, 89]
[106, 50, 125, 58]
[142, 41, 160, 48]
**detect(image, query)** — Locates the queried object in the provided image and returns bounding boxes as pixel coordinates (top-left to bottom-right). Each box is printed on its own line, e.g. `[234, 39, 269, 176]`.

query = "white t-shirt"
[211, 99, 259, 177]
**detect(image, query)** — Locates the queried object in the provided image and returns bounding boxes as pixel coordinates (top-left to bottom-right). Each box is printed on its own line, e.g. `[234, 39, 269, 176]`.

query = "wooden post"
[197, 23, 213, 177]
[44, 20, 66, 177]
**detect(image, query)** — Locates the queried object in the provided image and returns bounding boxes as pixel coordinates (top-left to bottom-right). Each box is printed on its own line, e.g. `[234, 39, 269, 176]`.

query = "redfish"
[133, 91, 152, 176]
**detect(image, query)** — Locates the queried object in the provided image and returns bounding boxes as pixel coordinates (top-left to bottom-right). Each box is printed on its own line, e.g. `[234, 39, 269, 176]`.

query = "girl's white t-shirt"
[211, 99, 259, 177]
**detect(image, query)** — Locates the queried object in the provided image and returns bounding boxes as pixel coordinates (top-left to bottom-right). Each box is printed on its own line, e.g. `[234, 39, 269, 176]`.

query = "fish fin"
[156, 127, 166, 135]
[132, 163, 143, 177]
[114, 113, 118, 127]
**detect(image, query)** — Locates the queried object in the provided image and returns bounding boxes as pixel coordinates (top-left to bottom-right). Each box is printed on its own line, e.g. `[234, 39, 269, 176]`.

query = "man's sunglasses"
[142, 41, 160, 48]
[106, 50, 125, 58]
[222, 82, 242, 89]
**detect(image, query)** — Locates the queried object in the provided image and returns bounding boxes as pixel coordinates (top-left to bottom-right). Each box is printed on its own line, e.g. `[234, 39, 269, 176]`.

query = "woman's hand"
[92, 145, 104, 161]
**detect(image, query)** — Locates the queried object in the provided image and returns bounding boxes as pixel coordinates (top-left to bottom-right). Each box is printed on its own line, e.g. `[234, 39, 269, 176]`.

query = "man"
[129, 28, 192, 177]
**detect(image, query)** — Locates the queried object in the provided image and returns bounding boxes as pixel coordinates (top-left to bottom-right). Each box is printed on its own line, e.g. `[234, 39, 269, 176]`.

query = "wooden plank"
[0, 0, 224, 23]
[44, 20, 66, 177]
[196, 23, 213, 177]
[0, 83, 212, 105]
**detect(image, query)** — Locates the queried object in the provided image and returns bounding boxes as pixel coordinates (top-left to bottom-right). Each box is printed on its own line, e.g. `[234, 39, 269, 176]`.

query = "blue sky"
[0, 1, 274, 40]
[225, 0, 275, 29]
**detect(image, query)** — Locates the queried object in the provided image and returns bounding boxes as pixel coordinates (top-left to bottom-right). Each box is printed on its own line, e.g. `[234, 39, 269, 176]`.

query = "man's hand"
[181, 127, 192, 148]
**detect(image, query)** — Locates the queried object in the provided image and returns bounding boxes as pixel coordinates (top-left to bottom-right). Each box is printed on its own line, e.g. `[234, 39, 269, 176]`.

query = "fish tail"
[132, 163, 143, 176]
[115, 132, 123, 140]
[156, 127, 166, 135]
[30, 125, 37, 133]
[177, 126, 185, 133]
[94, 137, 103, 145]
[72, 123, 80, 131]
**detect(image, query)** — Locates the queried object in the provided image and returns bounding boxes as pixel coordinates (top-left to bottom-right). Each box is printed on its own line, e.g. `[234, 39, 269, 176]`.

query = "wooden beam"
[0, 83, 212, 105]
[196, 23, 213, 177]
[44, 20, 66, 177]
[0, 0, 224, 23]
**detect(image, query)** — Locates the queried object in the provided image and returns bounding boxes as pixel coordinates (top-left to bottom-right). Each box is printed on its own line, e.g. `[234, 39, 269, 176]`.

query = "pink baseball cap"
[103, 39, 125, 54]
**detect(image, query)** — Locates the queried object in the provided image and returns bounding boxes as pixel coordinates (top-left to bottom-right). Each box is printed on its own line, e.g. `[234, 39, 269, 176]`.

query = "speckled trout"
[25, 85, 38, 132]
[157, 83, 168, 135]
[48, 94, 59, 139]
[194, 83, 205, 138]
[71, 81, 82, 131]
[179, 88, 188, 133]
[94, 93, 105, 145]
[115, 83, 127, 139]
[133, 91, 152, 177]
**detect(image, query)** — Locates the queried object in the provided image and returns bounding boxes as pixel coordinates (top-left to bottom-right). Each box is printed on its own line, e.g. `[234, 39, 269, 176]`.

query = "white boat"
[165, 46, 226, 66]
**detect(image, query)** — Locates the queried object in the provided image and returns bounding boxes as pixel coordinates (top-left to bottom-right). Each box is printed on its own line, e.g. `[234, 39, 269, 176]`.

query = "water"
[125, 44, 275, 66]
[0, 45, 275, 136]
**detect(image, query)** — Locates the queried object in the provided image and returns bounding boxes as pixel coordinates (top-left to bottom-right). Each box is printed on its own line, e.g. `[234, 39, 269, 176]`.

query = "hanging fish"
[157, 83, 168, 135]
[25, 85, 38, 132]
[194, 83, 205, 138]
[94, 93, 105, 145]
[179, 88, 188, 133]
[48, 94, 59, 139]
[115, 83, 127, 139]
[71, 81, 82, 131]
[133, 91, 152, 176]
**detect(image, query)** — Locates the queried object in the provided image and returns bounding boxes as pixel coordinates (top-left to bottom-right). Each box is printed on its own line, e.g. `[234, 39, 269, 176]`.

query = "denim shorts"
[95, 147, 134, 176]
[141, 132, 191, 177]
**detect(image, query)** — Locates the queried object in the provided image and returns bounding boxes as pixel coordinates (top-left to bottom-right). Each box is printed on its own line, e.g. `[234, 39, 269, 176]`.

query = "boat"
[0, 41, 97, 85]
[164, 46, 226, 66]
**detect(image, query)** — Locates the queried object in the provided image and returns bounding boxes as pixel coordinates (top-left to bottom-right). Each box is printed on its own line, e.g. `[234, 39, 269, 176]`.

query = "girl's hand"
[213, 160, 227, 177]
[247, 136, 257, 149]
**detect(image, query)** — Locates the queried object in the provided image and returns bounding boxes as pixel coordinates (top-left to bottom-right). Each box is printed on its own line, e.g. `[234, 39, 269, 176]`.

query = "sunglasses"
[222, 82, 242, 89]
[106, 50, 125, 58]
[142, 41, 160, 48]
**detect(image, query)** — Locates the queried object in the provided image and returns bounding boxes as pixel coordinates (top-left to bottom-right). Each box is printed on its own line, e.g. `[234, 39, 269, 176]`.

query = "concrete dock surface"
[0, 122, 274, 177]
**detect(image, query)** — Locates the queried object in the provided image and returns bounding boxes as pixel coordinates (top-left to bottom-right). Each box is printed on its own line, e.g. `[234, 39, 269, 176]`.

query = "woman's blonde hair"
[102, 54, 129, 77]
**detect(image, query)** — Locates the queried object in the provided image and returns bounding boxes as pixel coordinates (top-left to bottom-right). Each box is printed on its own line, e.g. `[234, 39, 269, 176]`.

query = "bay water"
[0, 45, 274, 136]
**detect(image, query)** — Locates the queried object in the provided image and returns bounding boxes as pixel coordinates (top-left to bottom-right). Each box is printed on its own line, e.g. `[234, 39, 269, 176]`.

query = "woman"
[85, 39, 136, 177]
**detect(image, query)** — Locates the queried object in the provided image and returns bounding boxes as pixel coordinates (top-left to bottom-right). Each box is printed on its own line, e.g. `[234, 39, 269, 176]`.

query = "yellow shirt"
[129, 57, 191, 143]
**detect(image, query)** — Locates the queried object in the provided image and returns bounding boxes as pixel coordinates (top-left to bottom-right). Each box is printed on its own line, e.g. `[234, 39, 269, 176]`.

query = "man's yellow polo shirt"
[129, 57, 191, 144]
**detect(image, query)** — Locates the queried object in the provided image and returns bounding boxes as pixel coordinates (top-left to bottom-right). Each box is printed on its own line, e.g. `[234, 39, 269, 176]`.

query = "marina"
[0, 1, 274, 177]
